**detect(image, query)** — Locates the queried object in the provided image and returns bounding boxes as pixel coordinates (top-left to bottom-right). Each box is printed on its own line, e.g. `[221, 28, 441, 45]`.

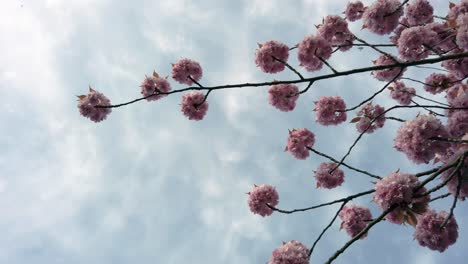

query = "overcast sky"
[0, 0, 466, 263]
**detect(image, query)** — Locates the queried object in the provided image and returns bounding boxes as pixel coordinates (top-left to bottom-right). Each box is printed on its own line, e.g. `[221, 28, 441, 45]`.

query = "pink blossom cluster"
[397, 26, 437, 61]
[180, 91, 209, 121]
[425, 23, 457, 53]
[423, 73, 457, 94]
[314, 162, 345, 189]
[442, 49, 468, 79]
[373, 172, 429, 224]
[405, 0, 434, 26]
[389, 17, 408, 44]
[317, 15, 353, 51]
[445, 83, 468, 115]
[140, 76, 172, 101]
[371, 54, 406, 82]
[314, 96, 347, 126]
[355, 103, 386, 134]
[171, 58, 203, 85]
[339, 205, 372, 239]
[456, 14, 468, 50]
[285, 128, 315, 160]
[268, 240, 309, 264]
[77, 87, 112, 123]
[297, 35, 332, 72]
[441, 150, 468, 201]
[448, 0, 468, 20]
[255, 41, 290, 74]
[247, 184, 279, 217]
[394, 115, 451, 164]
[447, 110, 468, 138]
[344, 1, 365, 22]
[389, 81, 415, 105]
[414, 210, 459, 252]
[268, 84, 299, 112]
[362, 0, 403, 35]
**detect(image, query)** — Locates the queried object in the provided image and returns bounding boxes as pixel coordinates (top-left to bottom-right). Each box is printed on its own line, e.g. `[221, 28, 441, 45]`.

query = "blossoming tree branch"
[77, 0, 468, 263]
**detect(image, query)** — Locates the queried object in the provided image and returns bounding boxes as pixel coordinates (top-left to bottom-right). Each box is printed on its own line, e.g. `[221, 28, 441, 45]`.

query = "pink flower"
[285, 128, 315, 160]
[423, 73, 457, 94]
[247, 184, 279, 217]
[297, 35, 332, 72]
[374, 172, 429, 224]
[405, 0, 434, 26]
[355, 103, 386, 133]
[362, 0, 403, 35]
[339, 205, 372, 238]
[390, 17, 409, 44]
[314, 96, 347, 126]
[394, 115, 451, 164]
[268, 240, 309, 264]
[448, 0, 468, 20]
[445, 83, 468, 111]
[317, 15, 353, 51]
[371, 54, 406, 82]
[389, 81, 415, 105]
[314, 162, 345, 189]
[441, 150, 468, 201]
[345, 1, 365, 22]
[446, 110, 468, 138]
[424, 23, 457, 53]
[414, 210, 458, 252]
[397, 26, 437, 61]
[268, 84, 299, 112]
[441, 49, 468, 79]
[140, 76, 172, 101]
[255, 40, 290, 74]
[180, 91, 209, 121]
[456, 14, 468, 51]
[77, 87, 112, 122]
[171, 58, 203, 85]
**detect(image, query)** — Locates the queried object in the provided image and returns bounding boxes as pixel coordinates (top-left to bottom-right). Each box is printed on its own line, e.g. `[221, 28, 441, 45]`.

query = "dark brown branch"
[308, 147, 381, 179]
[268, 189, 374, 214]
[430, 193, 451, 202]
[329, 105, 468, 175]
[308, 201, 348, 258]
[95, 52, 468, 109]
[429, 137, 468, 144]
[440, 172, 462, 229]
[272, 56, 304, 80]
[386, 116, 406, 122]
[325, 205, 397, 264]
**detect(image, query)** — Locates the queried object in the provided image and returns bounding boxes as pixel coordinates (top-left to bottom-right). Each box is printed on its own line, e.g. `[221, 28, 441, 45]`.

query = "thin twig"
[268, 190, 374, 214]
[440, 172, 462, 228]
[308, 201, 348, 258]
[325, 205, 397, 264]
[308, 147, 381, 179]
[430, 193, 451, 202]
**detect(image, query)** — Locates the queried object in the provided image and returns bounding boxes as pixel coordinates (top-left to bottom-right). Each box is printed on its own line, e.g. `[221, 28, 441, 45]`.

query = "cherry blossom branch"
[429, 137, 468, 144]
[410, 99, 446, 116]
[307, 147, 381, 179]
[329, 105, 468, 175]
[416, 157, 464, 197]
[385, 116, 406, 122]
[308, 201, 348, 258]
[268, 189, 374, 214]
[430, 193, 451, 202]
[272, 56, 305, 80]
[325, 204, 397, 264]
[415, 151, 467, 192]
[344, 68, 403, 112]
[440, 172, 463, 229]
[96, 52, 468, 109]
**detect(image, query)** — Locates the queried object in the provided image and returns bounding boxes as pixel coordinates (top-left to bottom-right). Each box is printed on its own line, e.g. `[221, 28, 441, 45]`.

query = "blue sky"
[0, 0, 466, 263]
